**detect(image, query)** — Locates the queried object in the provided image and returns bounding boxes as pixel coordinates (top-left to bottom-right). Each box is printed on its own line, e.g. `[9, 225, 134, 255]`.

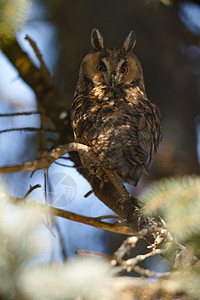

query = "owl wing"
[122, 101, 162, 174]
[137, 102, 162, 166]
[71, 95, 99, 145]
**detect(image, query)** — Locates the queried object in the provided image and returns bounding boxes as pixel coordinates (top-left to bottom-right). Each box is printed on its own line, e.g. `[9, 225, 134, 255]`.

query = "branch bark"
[9, 195, 136, 235]
[110, 277, 185, 299]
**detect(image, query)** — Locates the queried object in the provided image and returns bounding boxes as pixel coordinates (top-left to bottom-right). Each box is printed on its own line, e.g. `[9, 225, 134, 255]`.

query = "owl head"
[78, 28, 145, 92]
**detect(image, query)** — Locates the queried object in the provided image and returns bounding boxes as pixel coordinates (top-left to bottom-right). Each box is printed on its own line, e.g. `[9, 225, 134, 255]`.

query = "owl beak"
[110, 73, 116, 87]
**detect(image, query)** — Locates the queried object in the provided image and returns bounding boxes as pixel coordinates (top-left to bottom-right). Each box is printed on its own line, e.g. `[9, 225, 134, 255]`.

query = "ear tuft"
[123, 31, 136, 52]
[91, 28, 104, 51]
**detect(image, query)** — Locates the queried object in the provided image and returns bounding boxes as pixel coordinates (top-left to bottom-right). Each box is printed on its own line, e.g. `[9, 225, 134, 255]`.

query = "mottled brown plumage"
[71, 29, 162, 186]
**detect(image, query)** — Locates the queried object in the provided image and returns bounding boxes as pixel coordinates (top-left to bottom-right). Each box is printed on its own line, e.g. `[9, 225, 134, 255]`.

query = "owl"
[71, 29, 162, 186]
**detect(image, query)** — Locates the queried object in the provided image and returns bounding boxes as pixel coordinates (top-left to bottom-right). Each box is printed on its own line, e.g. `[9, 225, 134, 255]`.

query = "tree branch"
[110, 277, 185, 299]
[8, 195, 137, 235]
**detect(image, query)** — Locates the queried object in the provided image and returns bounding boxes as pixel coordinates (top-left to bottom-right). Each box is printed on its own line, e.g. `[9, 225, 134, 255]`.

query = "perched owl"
[71, 29, 162, 186]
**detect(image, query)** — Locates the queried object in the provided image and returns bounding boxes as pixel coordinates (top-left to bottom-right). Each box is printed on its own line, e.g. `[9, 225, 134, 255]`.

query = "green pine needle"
[140, 176, 200, 243]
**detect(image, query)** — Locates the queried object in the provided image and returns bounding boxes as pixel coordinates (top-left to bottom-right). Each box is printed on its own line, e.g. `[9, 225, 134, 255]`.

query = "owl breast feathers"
[71, 29, 162, 186]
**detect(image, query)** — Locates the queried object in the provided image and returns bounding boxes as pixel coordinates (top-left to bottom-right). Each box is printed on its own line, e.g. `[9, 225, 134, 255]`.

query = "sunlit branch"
[25, 35, 51, 78]
[9, 195, 137, 235]
[95, 214, 120, 221]
[76, 249, 168, 278]
[111, 232, 168, 275]
[0, 143, 90, 173]
[76, 238, 169, 278]
[111, 277, 184, 299]
[113, 234, 146, 260]
[0, 111, 43, 117]
[0, 142, 130, 201]
[77, 250, 110, 259]
[23, 184, 41, 199]
[37, 203, 137, 235]
[124, 248, 166, 268]
[0, 127, 56, 134]
[131, 265, 169, 278]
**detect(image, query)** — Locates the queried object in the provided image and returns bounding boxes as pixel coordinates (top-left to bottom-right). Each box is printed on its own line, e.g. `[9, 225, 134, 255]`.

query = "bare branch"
[113, 233, 147, 260]
[110, 277, 185, 299]
[0, 111, 43, 117]
[76, 245, 169, 278]
[8, 195, 137, 235]
[111, 231, 169, 276]
[0, 142, 130, 201]
[0, 143, 80, 173]
[95, 214, 120, 221]
[23, 184, 41, 199]
[131, 265, 170, 278]
[0, 127, 55, 134]
[76, 250, 110, 259]
[25, 35, 51, 78]
[37, 203, 137, 235]
[124, 248, 166, 268]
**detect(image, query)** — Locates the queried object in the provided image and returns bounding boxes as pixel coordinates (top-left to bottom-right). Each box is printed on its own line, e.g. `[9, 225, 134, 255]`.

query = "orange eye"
[120, 66, 128, 74]
[97, 64, 106, 71]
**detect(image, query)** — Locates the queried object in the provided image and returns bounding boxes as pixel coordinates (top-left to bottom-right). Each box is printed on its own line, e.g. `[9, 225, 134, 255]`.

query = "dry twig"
[0, 111, 43, 117]
[111, 277, 184, 299]
[0, 142, 130, 201]
[7, 194, 136, 235]
[23, 184, 41, 199]
[25, 35, 51, 78]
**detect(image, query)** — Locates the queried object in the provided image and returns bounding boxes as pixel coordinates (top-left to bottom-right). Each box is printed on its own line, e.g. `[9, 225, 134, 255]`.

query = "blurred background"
[0, 0, 199, 266]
